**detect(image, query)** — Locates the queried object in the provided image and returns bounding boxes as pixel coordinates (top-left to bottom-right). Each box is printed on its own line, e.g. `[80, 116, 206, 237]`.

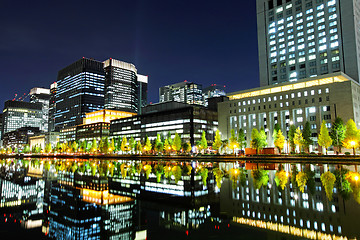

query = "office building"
[30, 87, 50, 132]
[104, 58, 147, 113]
[159, 81, 204, 106]
[48, 82, 57, 132]
[1, 100, 43, 137]
[55, 57, 105, 130]
[218, 73, 360, 151]
[256, 0, 360, 86]
[29, 132, 60, 150]
[2, 126, 41, 148]
[110, 101, 218, 147]
[203, 84, 226, 107]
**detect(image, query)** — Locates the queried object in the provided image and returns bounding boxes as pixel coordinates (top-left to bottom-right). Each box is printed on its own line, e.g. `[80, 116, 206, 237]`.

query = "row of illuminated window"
[269, 14, 337, 34]
[229, 88, 329, 107]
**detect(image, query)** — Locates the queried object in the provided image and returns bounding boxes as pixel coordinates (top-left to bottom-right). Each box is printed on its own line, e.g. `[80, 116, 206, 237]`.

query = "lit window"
[311, 90, 315, 95]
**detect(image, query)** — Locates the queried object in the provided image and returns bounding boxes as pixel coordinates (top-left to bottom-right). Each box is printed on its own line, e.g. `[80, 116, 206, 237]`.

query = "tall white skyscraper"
[256, 0, 360, 86]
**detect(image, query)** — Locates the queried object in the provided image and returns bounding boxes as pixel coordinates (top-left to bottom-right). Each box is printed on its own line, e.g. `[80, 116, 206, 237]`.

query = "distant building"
[137, 74, 148, 114]
[48, 82, 57, 132]
[76, 122, 110, 142]
[159, 81, 204, 106]
[30, 87, 50, 132]
[1, 100, 43, 138]
[110, 101, 218, 147]
[203, 84, 226, 107]
[55, 57, 105, 130]
[59, 126, 76, 143]
[2, 126, 41, 148]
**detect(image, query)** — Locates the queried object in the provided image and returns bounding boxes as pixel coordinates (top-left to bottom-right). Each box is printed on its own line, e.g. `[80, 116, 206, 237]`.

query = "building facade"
[110, 101, 218, 147]
[1, 100, 43, 138]
[30, 87, 50, 132]
[104, 58, 140, 113]
[218, 73, 360, 151]
[55, 58, 105, 130]
[203, 84, 226, 107]
[257, 0, 360, 86]
[2, 126, 42, 148]
[159, 81, 204, 106]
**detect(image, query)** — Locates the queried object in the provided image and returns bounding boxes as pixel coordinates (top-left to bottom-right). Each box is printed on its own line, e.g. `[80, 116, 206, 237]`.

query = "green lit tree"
[302, 121, 312, 153]
[91, 139, 98, 153]
[229, 129, 239, 154]
[288, 125, 297, 153]
[155, 134, 164, 153]
[212, 130, 222, 153]
[182, 142, 192, 153]
[274, 129, 285, 154]
[238, 128, 246, 150]
[172, 132, 182, 153]
[343, 119, 360, 155]
[45, 143, 52, 153]
[330, 117, 346, 153]
[318, 120, 332, 154]
[144, 136, 152, 154]
[294, 127, 303, 153]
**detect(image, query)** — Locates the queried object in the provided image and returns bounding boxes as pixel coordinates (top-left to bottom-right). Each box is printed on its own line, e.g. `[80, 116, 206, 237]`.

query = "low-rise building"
[218, 73, 360, 152]
[3, 127, 42, 149]
[29, 132, 60, 150]
[110, 101, 218, 147]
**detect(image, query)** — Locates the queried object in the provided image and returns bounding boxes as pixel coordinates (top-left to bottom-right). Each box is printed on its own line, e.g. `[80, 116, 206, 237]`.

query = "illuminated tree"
[144, 136, 152, 154]
[343, 119, 360, 155]
[109, 138, 115, 153]
[293, 127, 303, 153]
[172, 133, 182, 153]
[330, 117, 346, 153]
[129, 137, 135, 153]
[212, 130, 222, 153]
[198, 131, 208, 153]
[136, 141, 142, 154]
[45, 143, 52, 153]
[273, 129, 285, 154]
[121, 137, 129, 153]
[318, 120, 332, 154]
[275, 169, 289, 190]
[296, 171, 308, 193]
[155, 134, 164, 153]
[91, 139, 98, 153]
[229, 129, 239, 154]
[164, 139, 172, 154]
[251, 169, 269, 189]
[238, 128, 246, 150]
[302, 121, 312, 153]
[182, 142, 191, 153]
[288, 125, 297, 153]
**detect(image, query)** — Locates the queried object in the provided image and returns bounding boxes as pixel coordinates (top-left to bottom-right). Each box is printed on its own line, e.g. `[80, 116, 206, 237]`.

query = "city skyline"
[0, 0, 259, 107]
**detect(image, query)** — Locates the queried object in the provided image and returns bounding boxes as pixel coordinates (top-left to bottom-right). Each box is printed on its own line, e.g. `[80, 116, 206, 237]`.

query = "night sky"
[0, 0, 259, 106]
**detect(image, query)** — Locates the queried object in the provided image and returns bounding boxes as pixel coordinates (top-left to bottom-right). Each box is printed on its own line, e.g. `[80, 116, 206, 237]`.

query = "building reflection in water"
[45, 170, 136, 240]
[220, 162, 360, 240]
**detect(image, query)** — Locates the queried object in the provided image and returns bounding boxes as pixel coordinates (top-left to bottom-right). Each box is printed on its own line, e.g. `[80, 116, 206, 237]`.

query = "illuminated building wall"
[220, 163, 360, 239]
[59, 126, 76, 143]
[104, 58, 140, 113]
[110, 101, 218, 147]
[137, 74, 148, 114]
[30, 87, 50, 132]
[3, 126, 42, 148]
[159, 81, 204, 106]
[55, 57, 105, 130]
[76, 122, 110, 142]
[257, 0, 360, 86]
[203, 84, 226, 107]
[48, 176, 135, 240]
[0, 176, 44, 208]
[218, 73, 360, 150]
[1, 100, 43, 138]
[83, 109, 136, 125]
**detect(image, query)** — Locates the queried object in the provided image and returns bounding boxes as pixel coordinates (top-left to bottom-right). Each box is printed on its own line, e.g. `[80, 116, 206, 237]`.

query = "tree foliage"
[318, 120, 332, 154]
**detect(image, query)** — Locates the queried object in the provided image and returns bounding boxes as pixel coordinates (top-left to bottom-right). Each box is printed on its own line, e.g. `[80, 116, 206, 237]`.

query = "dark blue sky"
[0, 0, 259, 105]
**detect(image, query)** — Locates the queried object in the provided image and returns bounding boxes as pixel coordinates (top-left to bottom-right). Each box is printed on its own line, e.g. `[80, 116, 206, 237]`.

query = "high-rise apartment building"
[104, 58, 139, 113]
[1, 101, 43, 137]
[159, 81, 204, 105]
[257, 0, 360, 86]
[54, 58, 105, 130]
[30, 87, 50, 132]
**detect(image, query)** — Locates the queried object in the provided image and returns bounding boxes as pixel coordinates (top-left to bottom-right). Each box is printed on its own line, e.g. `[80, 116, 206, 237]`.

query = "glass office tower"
[54, 58, 105, 130]
[257, 0, 360, 86]
[103, 58, 139, 113]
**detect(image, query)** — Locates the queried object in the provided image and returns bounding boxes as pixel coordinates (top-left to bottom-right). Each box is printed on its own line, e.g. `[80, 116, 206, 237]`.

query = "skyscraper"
[54, 58, 105, 130]
[137, 74, 148, 114]
[159, 81, 204, 105]
[257, 0, 360, 86]
[30, 87, 50, 132]
[103, 58, 139, 113]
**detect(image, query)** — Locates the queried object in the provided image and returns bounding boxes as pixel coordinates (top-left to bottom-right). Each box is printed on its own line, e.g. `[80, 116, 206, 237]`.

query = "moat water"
[0, 157, 359, 240]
